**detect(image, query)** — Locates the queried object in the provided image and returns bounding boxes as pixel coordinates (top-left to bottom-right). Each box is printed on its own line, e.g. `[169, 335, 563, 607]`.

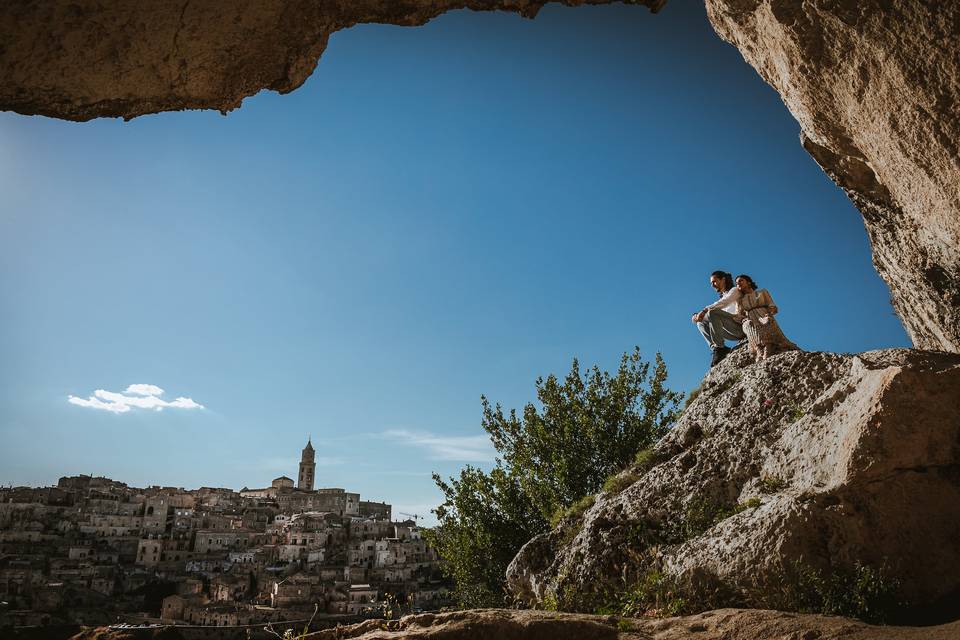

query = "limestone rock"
[507, 348, 960, 619]
[292, 607, 960, 639]
[0, 0, 664, 122]
[67, 609, 960, 640]
[704, 0, 960, 353]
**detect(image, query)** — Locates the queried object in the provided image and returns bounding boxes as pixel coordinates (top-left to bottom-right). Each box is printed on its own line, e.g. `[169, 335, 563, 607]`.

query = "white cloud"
[68, 384, 205, 414]
[124, 383, 164, 397]
[383, 429, 495, 462]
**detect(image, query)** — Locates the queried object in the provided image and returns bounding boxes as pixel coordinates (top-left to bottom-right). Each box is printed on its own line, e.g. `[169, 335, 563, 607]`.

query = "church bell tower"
[298, 438, 316, 491]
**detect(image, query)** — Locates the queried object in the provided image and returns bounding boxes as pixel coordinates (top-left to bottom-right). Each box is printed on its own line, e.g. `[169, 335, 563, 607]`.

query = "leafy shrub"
[549, 494, 596, 529]
[430, 348, 682, 608]
[634, 447, 658, 471]
[617, 570, 688, 618]
[755, 560, 905, 624]
[602, 469, 642, 495]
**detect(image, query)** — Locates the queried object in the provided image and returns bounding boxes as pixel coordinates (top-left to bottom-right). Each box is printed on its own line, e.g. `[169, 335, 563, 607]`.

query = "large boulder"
[507, 348, 960, 620]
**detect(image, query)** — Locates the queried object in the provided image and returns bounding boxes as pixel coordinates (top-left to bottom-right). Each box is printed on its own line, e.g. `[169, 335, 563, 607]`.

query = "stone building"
[359, 501, 391, 521]
[272, 476, 294, 489]
[298, 439, 316, 491]
[0, 449, 451, 626]
[346, 583, 378, 615]
[194, 529, 258, 554]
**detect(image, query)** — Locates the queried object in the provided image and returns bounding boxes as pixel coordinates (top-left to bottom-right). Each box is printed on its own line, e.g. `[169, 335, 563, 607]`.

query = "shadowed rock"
[507, 348, 960, 620]
[0, 0, 665, 122]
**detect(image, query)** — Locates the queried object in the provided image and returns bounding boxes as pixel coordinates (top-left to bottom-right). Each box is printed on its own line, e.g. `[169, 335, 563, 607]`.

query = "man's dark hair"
[710, 270, 734, 291]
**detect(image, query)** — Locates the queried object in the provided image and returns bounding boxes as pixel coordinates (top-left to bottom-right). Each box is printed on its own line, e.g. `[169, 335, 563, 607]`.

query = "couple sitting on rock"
[692, 270, 799, 367]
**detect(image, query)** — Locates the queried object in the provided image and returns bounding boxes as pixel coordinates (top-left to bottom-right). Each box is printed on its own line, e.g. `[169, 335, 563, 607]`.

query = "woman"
[733, 274, 799, 359]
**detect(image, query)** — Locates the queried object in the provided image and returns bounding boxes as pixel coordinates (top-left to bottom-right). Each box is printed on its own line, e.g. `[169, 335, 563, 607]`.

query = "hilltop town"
[0, 439, 450, 629]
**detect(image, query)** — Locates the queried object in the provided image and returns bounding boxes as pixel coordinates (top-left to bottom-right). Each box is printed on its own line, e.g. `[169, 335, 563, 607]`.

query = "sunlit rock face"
[0, 0, 957, 350]
[507, 348, 960, 618]
[705, 0, 960, 352]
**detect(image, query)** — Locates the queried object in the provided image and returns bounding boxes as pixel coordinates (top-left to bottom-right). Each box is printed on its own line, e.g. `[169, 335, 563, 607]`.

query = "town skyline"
[1, 437, 416, 523]
[0, 442, 449, 629]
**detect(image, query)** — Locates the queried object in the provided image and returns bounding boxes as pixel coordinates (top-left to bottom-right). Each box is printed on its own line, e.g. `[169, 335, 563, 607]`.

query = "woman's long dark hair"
[736, 274, 758, 290]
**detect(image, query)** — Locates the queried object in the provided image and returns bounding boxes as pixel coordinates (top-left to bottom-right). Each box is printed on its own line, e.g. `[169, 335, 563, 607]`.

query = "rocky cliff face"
[1, 1, 956, 352]
[506, 348, 960, 619]
[705, 0, 960, 354]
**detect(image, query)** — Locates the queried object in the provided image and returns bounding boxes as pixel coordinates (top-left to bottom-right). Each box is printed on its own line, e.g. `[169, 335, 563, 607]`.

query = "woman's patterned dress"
[735, 289, 800, 359]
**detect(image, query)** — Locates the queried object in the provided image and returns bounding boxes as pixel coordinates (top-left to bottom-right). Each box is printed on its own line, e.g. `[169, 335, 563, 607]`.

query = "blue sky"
[0, 3, 907, 523]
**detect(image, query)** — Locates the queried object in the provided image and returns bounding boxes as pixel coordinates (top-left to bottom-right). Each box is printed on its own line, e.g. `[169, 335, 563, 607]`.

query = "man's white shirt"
[704, 287, 741, 315]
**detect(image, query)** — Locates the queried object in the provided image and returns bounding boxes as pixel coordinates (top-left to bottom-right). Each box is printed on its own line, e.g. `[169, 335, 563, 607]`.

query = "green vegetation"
[621, 570, 688, 617]
[602, 468, 643, 495]
[426, 348, 682, 608]
[684, 383, 703, 409]
[759, 475, 788, 493]
[595, 569, 689, 618]
[595, 558, 902, 623]
[788, 401, 805, 422]
[675, 497, 762, 541]
[634, 447, 656, 470]
[549, 494, 596, 529]
[266, 604, 318, 639]
[757, 561, 904, 624]
[541, 592, 560, 612]
[615, 618, 636, 632]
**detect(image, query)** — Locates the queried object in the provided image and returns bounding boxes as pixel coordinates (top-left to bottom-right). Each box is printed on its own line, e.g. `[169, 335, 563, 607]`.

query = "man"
[692, 270, 745, 367]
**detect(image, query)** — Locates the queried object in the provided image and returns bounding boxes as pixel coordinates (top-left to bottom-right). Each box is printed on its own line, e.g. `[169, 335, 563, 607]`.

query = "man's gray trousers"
[697, 309, 746, 349]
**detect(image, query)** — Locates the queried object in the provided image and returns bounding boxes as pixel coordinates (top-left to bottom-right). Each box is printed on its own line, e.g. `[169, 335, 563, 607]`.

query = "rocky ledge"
[507, 348, 960, 622]
[302, 608, 960, 639]
[71, 608, 960, 639]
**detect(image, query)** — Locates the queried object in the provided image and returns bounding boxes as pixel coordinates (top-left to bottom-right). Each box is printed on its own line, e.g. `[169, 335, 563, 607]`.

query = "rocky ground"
[67, 608, 960, 640]
[301, 609, 960, 639]
[508, 348, 960, 622]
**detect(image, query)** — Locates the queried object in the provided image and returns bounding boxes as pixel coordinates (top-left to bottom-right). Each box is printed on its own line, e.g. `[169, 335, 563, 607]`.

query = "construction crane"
[399, 512, 421, 522]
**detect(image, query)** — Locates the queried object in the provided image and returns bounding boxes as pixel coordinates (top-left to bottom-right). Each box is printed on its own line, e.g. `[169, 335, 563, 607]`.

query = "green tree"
[426, 347, 682, 608]
[427, 466, 545, 608]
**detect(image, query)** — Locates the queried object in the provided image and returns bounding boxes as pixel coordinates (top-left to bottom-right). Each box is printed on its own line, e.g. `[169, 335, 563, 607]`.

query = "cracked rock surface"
[507, 348, 960, 617]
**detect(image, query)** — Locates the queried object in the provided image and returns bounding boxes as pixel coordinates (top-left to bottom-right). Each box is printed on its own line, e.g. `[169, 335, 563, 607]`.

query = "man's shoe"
[710, 346, 731, 367]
